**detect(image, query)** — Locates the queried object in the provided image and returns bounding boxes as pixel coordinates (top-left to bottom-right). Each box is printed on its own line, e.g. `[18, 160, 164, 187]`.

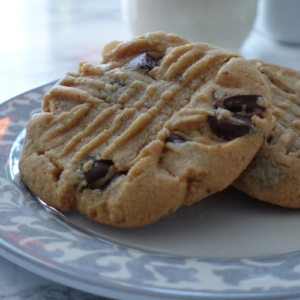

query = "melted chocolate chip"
[124, 53, 158, 71]
[165, 132, 186, 144]
[266, 135, 274, 144]
[84, 160, 113, 184]
[224, 95, 265, 113]
[101, 172, 127, 190]
[208, 115, 253, 140]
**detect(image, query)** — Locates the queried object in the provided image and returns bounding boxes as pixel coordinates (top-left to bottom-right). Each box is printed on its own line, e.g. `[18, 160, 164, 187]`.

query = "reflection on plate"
[1, 83, 300, 299]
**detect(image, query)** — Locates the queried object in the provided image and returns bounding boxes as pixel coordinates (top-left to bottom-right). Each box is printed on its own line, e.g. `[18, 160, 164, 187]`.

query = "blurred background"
[0, 0, 130, 102]
[1, 0, 300, 104]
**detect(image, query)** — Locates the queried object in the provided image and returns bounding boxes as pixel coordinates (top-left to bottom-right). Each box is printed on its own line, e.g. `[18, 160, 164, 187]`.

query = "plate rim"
[1, 82, 300, 299]
[0, 235, 299, 300]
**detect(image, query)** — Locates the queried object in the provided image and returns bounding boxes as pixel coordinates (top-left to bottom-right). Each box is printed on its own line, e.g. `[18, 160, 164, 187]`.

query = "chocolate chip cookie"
[19, 32, 272, 227]
[234, 59, 300, 208]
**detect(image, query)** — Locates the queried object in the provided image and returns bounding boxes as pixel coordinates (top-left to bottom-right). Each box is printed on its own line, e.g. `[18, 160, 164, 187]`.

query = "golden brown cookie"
[234, 59, 300, 207]
[19, 32, 272, 227]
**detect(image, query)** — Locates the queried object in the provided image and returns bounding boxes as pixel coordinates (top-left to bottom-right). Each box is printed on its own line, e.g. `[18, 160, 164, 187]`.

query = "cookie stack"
[19, 32, 299, 227]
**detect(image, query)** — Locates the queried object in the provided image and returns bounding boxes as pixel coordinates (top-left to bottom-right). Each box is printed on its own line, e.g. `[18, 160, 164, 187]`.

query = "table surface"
[0, 0, 130, 104]
[1, 1, 300, 299]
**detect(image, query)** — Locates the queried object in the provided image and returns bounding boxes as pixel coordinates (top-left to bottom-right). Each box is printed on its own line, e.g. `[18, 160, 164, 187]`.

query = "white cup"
[255, 0, 300, 44]
[122, 0, 257, 52]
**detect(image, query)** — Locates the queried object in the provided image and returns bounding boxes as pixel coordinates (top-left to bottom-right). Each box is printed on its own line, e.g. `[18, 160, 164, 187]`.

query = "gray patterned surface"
[1, 84, 300, 299]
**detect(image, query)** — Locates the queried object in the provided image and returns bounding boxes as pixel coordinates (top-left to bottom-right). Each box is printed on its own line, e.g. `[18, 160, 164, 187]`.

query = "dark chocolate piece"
[101, 172, 127, 190]
[224, 95, 265, 113]
[84, 160, 113, 184]
[165, 132, 186, 144]
[124, 53, 158, 71]
[208, 115, 253, 140]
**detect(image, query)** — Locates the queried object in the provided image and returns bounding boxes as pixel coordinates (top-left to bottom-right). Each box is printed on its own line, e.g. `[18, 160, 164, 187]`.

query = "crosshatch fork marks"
[254, 61, 300, 153]
[45, 44, 240, 169]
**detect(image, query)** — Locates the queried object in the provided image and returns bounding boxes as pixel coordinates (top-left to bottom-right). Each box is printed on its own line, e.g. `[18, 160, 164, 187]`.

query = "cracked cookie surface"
[19, 32, 272, 227]
[234, 60, 300, 207]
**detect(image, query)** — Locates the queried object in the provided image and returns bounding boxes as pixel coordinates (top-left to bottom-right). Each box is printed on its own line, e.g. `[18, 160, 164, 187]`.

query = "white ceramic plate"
[1, 83, 300, 299]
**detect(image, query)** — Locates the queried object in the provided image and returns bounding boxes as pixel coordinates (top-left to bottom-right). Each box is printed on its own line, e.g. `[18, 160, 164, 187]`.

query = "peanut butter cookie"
[19, 32, 272, 227]
[234, 59, 300, 208]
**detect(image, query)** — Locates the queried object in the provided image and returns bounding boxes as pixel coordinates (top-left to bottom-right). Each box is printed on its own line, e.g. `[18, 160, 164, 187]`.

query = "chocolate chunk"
[224, 95, 265, 113]
[208, 115, 253, 140]
[101, 172, 127, 190]
[266, 135, 273, 144]
[165, 132, 186, 144]
[84, 160, 113, 184]
[124, 53, 158, 71]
